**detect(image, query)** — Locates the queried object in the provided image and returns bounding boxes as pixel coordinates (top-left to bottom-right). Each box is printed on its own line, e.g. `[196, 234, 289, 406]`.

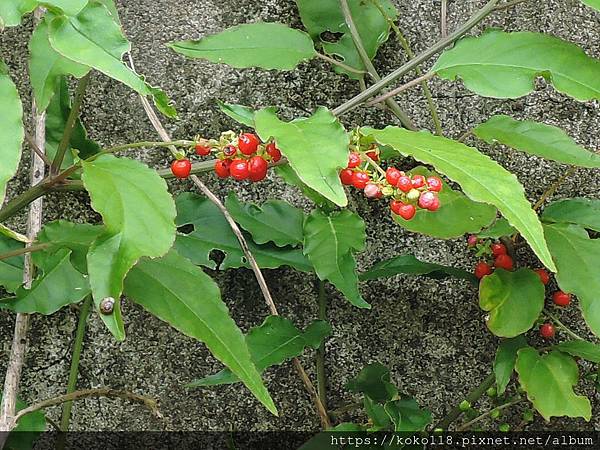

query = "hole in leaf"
[320, 31, 344, 43]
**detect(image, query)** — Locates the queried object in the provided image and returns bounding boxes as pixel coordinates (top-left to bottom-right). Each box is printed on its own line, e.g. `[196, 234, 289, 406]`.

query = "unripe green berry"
[522, 409, 534, 422]
[499, 423, 510, 432]
[490, 408, 501, 419]
[407, 188, 420, 201]
[486, 387, 497, 397]
[459, 400, 471, 411]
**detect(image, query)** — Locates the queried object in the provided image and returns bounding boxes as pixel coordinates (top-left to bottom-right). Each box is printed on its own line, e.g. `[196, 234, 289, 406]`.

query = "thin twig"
[315, 52, 367, 76]
[533, 167, 576, 211]
[367, 72, 436, 106]
[544, 309, 586, 341]
[13, 388, 162, 423]
[441, 0, 448, 37]
[316, 280, 328, 412]
[0, 243, 50, 261]
[457, 398, 522, 431]
[24, 132, 52, 166]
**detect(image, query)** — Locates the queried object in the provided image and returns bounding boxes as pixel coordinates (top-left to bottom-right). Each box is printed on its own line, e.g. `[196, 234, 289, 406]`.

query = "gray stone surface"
[1, 0, 600, 433]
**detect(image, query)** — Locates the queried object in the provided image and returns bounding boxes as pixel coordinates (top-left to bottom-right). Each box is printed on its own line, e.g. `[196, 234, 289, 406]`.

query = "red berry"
[397, 203, 416, 220]
[229, 159, 249, 180]
[427, 195, 440, 211]
[266, 142, 282, 162]
[223, 145, 237, 157]
[366, 150, 379, 161]
[418, 191, 436, 209]
[214, 159, 231, 178]
[474, 261, 493, 279]
[171, 159, 191, 179]
[552, 291, 571, 307]
[491, 243, 507, 257]
[534, 268, 550, 285]
[390, 200, 403, 215]
[363, 183, 381, 198]
[347, 152, 361, 169]
[340, 168, 354, 185]
[396, 176, 412, 192]
[467, 235, 479, 247]
[426, 176, 443, 192]
[386, 167, 402, 186]
[248, 156, 268, 182]
[411, 174, 426, 188]
[539, 323, 555, 339]
[494, 254, 513, 271]
[238, 133, 260, 155]
[195, 143, 211, 156]
[352, 171, 370, 189]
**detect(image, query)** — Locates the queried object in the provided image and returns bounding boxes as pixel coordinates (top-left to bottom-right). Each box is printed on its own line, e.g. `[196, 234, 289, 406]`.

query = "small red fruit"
[386, 167, 402, 186]
[229, 159, 249, 180]
[396, 176, 412, 192]
[347, 152, 361, 169]
[397, 203, 416, 220]
[195, 143, 211, 156]
[539, 323, 556, 339]
[534, 268, 550, 285]
[366, 150, 379, 161]
[390, 200, 403, 215]
[171, 159, 191, 179]
[491, 243, 507, 257]
[266, 142, 282, 162]
[214, 159, 231, 178]
[426, 176, 443, 192]
[467, 235, 479, 247]
[363, 183, 381, 198]
[411, 174, 426, 188]
[340, 168, 354, 185]
[427, 195, 440, 211]
[494, 254, 513, 271]
[418, 191, 436, 209]
[474, 261, 493, 279]
[352, 171, 370, 189]
[223, 145, 237, 157]
[238, 133, 260, 155]
[552, 291, 571, 307]
[248, 156, 268, 182]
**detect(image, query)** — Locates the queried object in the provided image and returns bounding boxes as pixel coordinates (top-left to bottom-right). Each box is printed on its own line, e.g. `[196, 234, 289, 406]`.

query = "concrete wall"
[1, 0, 599, 431]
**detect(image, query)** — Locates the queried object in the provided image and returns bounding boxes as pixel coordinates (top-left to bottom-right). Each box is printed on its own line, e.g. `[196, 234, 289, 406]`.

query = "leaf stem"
[367, 72, 436, 107]
[333, 0, 501, 116]
[544, 309, 585, 341]
[24, 132, 52, 167]
[456, 397, 522, 431]
[316, 280, 328, 412]
[98, 140, 195, 158]
[0, 243, 50, 261]
[51, 73, 91, 174]
[533, 167, 576, 211]
[315, 52, 367, 76]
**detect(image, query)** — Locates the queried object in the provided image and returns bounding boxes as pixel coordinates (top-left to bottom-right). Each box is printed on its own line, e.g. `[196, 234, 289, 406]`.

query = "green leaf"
[2, 397, 46, 450]
[47, 1, 176, 118]
[82, 155, 176, 340]
[29, 16, 91, 111]
[0, 61, 24, 208]
[225, 193, 304, 247]
[2, 249, 90, 314]
[296, 0, 398, 79]
[43, 0, 89, 15]
[542, 198, 600, 233]
[474, 115, 600, 168]
[45, 77, 100, 168]
[433, 30, 600, 101]
[0, 0, 37, 27]
[275, 165, 335, 210]
[544, 223, 600, 337]
[479, 268, 545, 338]
[580, 0, 600, 11]
[175, 193, 312, 272]
[363, 396, 391, 430]
[124, 250, 277, 415]
[255, 108, 349, 207]
[384, 397, 432, 432]
[392, 167, 496, 239]
[477, 218, 516, 239]
[0, 224, 29, 244]
[359, 254, 476, 285]
[216, 101, 256, 127]
[0, 234, 24, 294]
[556, 340, 600, 364]
[516, 348, 591, 421]
[494, 336, 529, 395]
[169, 22, 316, 70]
[346, 362, 398, 403]
[188, 316, 330, 387]
[303, 209, 367, 308]
[364, 127, 556, 272]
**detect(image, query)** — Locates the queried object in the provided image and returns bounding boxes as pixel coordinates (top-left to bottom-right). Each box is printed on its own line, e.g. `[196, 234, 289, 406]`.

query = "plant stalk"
[316, 280, 328, 411]
[0, 243, 50, 261]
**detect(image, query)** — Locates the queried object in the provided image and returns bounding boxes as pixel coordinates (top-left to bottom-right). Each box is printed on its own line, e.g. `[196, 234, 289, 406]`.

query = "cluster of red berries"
[170, 132, 282, 182]
[339, 149, 443, 221]
[469, 235, 573, 340]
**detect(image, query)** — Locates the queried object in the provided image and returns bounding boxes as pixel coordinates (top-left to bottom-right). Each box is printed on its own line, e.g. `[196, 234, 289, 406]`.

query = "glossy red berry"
[386, 167, 402, 186]
[539, 323, 556, 339]
[467, 235, 479, 247]
[214, 159, 231, 178]
[426, 176, 443, 192]
[552, 291, 571, 307]
[427, 195, 440, 211]
[491, 243, 507, 257]
[171, 159, 191, 179]
[340, 168, 354, 185]
[411, 174, 426, 188]
[195, 143, 211, 156]
[494, 254, 513, 271]
[418, 191, 436, 209]
[238, 133, 260, 155]
[229, 159, 249, 180]
[347, 152, 361, 169]
[352, 171, 370, 189]
[474, 261, 493, 279]
[248, 156, 268, 182]
[223, 145, 237, 157]
[363, 183, 381, 198]
[266, 142, 282, 162]
[397, 203, 416, 220]
[534, 268, 550, 285]
[397, 176, 412, 192]
[366, 150, 379, 161]
[390, 200, 403, 216]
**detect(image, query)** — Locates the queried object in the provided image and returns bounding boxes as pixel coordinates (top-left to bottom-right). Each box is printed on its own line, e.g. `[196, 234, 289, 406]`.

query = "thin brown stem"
[533, 167, 576, 211]
[457, 398, 522, 431]
[315, 52, 367, 76]
[0, 243, 50, 261]
[441, 0, 448, 37]
[367, 72, 436, 106]
[24, 132, 52, 167]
